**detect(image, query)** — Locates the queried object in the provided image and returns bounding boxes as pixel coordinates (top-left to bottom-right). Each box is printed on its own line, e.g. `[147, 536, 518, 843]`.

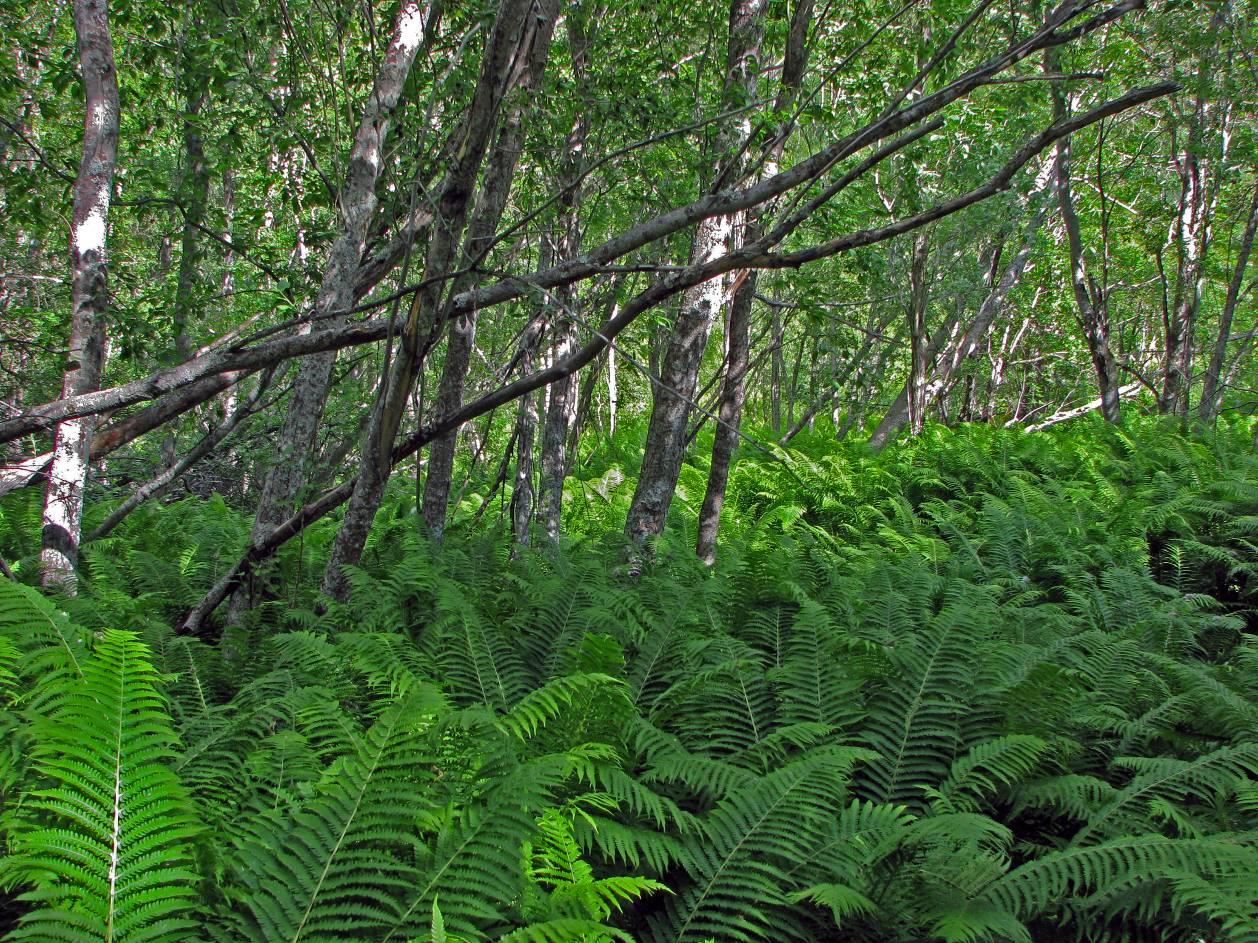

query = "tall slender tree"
[537, 2, 596, 543]
[40, 0, 119, 592]
[625, 0, 769, 548]
[696, 0, 811, 564]
[421, 0, 559, 539]
[245, 0, 435, 555]
[323, 0, 539, 599]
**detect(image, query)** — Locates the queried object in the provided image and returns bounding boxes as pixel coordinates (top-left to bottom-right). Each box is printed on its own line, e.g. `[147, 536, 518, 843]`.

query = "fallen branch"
[1024, 382, 1144, 431]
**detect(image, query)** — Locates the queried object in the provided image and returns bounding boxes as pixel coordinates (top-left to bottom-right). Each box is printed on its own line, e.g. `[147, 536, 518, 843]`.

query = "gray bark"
[172, 85, 208, 363]
[181, 78, 1178, 633]
[696, 0, 811, 563]
[41, 0, 119, 592]
[323, 0, 538, 600]
[869, 163, 1052, 446]
[536, 7, 594, 543]
[423, 1, 556, 538]
[695, 269, 754, 564]
[2, 4, 1162, 448]
[1199, 181, 1258, 423]
[249, 0, 435, 545]
[906, 231, 931, 435]
[1048, 52, 1120, 423]
[1161, 11, 1226, 416]
[512, 349, 542, 547]
[625, 0, 768, 547]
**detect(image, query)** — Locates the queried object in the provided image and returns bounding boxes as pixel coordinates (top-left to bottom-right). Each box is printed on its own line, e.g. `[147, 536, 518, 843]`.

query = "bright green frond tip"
[0, 629, 200, 943]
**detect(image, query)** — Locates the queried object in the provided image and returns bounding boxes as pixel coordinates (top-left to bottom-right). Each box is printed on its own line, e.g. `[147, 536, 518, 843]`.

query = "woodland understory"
[1, 0, 1257, 939]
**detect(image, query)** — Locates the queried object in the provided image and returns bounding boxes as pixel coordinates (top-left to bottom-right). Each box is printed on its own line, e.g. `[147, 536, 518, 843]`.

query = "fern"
[0, 630, 200, 943]
[651, 746, 873, 943]
[216, 686, 446, 943]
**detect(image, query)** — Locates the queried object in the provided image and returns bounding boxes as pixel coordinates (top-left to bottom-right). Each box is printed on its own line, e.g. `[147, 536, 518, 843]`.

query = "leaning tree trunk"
[421, 4, 556, 539]
[624, 0, 768, 548]
[225, 0, 432, 621]
[323, 0, 536, 600]
[41, 0, 119, 593]
[869, 161, 1053, 447]
[694, 269, 754, 564]
[246, 0, 434, 549]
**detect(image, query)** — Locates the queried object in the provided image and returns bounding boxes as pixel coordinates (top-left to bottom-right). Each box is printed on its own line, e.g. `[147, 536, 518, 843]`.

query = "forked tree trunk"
[41, 0, 119, 592]
[625, 0, 768, 548]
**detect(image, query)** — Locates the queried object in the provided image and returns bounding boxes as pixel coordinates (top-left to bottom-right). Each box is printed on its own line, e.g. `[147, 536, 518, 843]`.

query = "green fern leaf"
[1, 629, 200, 943]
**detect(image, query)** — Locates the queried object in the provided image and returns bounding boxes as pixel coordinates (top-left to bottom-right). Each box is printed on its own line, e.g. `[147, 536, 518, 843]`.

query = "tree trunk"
[624, 0, 768, 548]
[323, 0, 537, 599]
[869, 163, 1052, 447]
[1161, 11, 1226, 417]
[607, 339, 618, 437]
[695, 269, 753, 564]
[172, 85, 208, 363]
[421, 5, 555, 538]
[511, 319, 546, 548]
[1199, 180, 1258, 423]
[247, 0, 434, 548]
[536, 7, 594, 544]
[1160, 144, 1210, 416]
[695, 0, 811, 564]
[40, 0, 119, 593]
[1048, 52, 1120, 423]
[906, 230, 931, 435]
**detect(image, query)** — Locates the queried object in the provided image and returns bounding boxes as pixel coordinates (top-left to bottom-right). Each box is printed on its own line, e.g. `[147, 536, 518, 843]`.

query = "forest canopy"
[1, 0, 1257, 940]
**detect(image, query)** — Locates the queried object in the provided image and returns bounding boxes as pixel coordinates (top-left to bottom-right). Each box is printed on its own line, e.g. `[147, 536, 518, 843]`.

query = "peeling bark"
[41, 0, 119, 592]
[625, 0, 769, 548]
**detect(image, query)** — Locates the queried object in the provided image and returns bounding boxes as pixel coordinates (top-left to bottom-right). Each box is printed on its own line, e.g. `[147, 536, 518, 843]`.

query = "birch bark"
[625, 0, 769, 548]
[40, 0, 119, 592]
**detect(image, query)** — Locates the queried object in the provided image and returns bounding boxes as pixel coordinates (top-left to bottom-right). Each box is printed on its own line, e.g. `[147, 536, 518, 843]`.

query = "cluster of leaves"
[1, 417, 1257, 942]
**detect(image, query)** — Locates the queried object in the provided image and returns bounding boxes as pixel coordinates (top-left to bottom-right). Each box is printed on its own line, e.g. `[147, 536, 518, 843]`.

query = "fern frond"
[1, 630, 200, 943]
[652, 746, 873, 943]
[219, 687, 444, 942]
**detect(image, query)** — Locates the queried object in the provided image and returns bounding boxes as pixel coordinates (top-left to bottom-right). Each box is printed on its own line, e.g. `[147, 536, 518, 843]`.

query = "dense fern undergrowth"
[2, 417, 1258, 943]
